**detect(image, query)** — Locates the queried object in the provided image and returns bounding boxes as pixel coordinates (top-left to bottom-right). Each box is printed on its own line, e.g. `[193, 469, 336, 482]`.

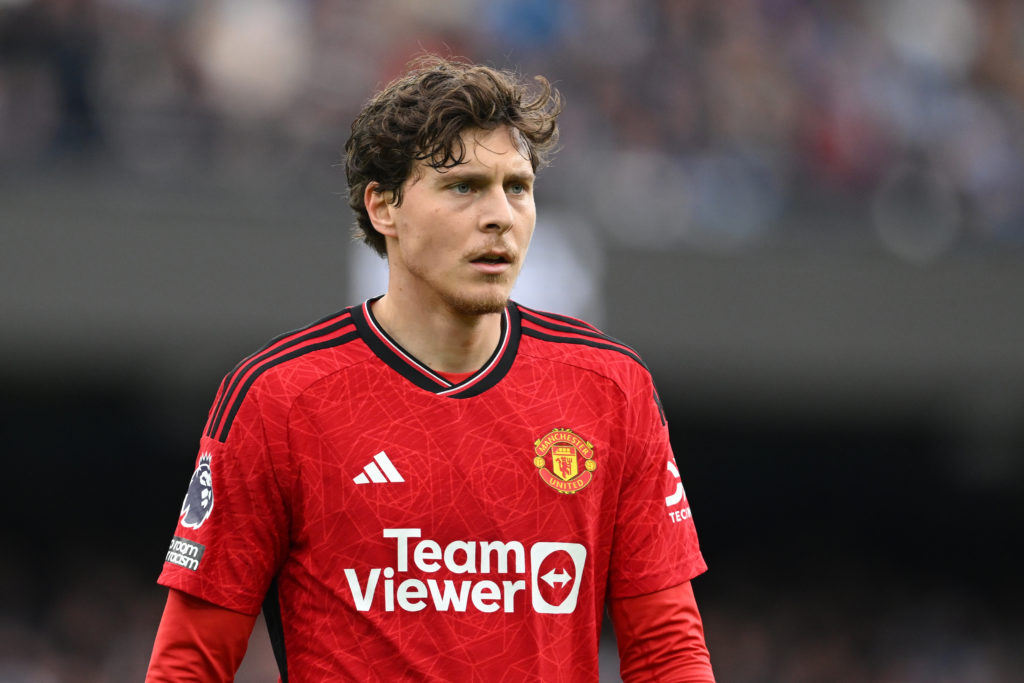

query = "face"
[369, 126, 537, 317]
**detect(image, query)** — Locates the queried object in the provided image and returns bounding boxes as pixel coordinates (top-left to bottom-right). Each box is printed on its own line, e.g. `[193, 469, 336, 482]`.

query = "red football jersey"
[158, 299, 707, 681]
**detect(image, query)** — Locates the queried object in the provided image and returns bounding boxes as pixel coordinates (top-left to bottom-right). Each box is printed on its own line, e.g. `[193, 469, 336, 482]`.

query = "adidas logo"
[353, 451, 405, 485]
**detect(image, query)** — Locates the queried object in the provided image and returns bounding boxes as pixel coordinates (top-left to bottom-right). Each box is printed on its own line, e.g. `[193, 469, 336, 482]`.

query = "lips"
[470, 251, 511, 265]
[469, 250, 513, 274]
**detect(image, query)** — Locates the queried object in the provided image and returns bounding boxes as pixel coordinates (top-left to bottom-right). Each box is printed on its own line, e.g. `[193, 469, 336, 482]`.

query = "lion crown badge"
[533, 428, 596, 494]
[180, 453, 214, 529]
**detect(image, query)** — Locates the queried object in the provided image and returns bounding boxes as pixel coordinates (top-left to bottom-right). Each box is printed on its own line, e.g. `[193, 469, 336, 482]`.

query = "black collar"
[351, 297, 521, 398]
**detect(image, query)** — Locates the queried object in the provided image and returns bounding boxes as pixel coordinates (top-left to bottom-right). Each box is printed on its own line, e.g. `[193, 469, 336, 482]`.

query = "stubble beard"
[402, 246, 523, 316]
[440, 274, 512, 316]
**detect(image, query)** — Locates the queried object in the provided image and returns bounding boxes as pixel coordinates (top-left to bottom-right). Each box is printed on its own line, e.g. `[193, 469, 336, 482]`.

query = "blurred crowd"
[2, 0, 1024, 260]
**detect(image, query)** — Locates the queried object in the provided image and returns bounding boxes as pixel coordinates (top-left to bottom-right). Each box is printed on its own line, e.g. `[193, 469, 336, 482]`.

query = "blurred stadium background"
[2, 0, 1023, 681]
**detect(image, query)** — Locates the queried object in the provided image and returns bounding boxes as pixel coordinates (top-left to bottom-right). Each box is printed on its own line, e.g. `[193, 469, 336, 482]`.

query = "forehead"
[417, 126, 534, 178]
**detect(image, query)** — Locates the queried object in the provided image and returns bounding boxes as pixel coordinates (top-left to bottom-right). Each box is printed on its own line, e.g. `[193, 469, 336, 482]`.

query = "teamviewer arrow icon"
[541, 568, 572, 588]
[531, 542, 586, 614]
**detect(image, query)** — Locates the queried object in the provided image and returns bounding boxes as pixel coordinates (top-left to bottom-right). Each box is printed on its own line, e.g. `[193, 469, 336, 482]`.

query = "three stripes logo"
[354, 451, 405, 485]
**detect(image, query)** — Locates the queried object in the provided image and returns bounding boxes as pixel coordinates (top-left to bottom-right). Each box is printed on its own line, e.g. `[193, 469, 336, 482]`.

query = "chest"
[283, 364, 627, 552]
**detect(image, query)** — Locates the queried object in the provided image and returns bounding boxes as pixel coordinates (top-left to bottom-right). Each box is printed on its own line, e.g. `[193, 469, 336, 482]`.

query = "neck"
[370, 294, 503, 374]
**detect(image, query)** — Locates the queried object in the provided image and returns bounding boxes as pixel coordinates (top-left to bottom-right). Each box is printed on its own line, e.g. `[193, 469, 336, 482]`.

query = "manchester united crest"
[533, 428, 596, 494]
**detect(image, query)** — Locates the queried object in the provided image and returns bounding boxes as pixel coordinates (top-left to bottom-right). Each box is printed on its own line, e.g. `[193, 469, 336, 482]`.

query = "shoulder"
[514, 302, 653, 389]
[203, 306, 368, 442]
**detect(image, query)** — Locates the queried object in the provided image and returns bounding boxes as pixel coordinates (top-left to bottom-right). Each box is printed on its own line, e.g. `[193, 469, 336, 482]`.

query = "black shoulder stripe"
[206, 311, 353, 440]
[214, 330, 359, 442]
[517, 305, 601, 333]
[519, 309, 638, 357]
[521, 327, 647, 368]
[255, 307, 352, 355]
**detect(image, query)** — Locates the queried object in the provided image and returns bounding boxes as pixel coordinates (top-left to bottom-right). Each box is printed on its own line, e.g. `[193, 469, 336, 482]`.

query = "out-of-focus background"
[2, 0, 1023, 681]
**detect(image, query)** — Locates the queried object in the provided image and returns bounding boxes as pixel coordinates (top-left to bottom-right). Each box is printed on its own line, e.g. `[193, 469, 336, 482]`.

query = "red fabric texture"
[609, 581, 715, 682]
[155, 301, 708, 679]
[145, 588, 256, 682]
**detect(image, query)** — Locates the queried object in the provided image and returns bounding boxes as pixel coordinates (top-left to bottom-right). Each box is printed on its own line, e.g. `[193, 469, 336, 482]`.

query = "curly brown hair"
[344, 55, 563, 257]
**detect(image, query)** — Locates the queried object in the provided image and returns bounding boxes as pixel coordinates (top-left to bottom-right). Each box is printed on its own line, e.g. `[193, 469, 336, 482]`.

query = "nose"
[481, 187, 514, 234]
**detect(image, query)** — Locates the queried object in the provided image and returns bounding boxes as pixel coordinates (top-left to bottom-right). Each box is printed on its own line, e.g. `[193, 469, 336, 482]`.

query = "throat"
[370, 295, 505, 374]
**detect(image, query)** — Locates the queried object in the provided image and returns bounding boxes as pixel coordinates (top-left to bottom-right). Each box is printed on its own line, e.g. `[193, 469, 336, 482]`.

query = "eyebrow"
[434, 168, 535, 185]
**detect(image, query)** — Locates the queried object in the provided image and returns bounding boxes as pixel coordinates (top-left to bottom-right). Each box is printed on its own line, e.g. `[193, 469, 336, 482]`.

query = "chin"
[442, 288, 510, 316]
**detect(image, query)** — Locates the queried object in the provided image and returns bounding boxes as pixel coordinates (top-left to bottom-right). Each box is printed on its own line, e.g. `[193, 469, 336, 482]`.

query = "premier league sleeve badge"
[179, 453, 215, 529]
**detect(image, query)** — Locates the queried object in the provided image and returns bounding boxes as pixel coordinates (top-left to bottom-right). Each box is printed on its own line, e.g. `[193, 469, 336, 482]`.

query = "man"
[147, 56, 715, 682]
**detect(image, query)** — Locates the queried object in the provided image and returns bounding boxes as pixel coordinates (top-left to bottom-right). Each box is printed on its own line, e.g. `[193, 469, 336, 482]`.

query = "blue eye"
[452, 182, 472, 194]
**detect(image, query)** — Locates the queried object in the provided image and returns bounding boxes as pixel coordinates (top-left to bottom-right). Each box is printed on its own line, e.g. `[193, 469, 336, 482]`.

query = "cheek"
[517, 202, 537, 231]
[517, 214, 537, 246]
[410, 228, 450, 255]
[396, 221, 455, 268]
[396, 210, 437, 248]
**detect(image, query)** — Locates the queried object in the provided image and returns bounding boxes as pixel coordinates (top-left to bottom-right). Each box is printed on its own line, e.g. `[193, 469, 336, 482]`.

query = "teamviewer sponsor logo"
[344, 529, 585, 614]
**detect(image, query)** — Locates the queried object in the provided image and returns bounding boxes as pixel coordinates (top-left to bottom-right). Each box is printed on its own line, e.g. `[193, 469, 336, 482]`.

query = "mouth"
[472, 255, 510, 264]
[469, 250, 514, 274]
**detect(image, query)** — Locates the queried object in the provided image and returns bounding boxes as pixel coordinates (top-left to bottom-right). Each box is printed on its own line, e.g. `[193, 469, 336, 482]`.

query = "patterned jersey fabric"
[158, 299, 706, 682]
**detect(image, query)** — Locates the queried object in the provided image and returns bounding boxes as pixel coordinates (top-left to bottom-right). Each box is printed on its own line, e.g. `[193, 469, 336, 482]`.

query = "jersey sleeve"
[157, 382, 290, 615]
[608, 373, 707, 599]
[609, 581, 715, 682]
[146, 589, 258, 682]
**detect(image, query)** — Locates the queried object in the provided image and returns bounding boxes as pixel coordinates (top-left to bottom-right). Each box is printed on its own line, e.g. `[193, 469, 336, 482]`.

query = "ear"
[364, 182, 398, 238]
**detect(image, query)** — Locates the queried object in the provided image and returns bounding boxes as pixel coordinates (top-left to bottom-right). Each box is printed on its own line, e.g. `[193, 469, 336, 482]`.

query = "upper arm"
[158, 384, 291, 614]
[609, 376, 706, 598]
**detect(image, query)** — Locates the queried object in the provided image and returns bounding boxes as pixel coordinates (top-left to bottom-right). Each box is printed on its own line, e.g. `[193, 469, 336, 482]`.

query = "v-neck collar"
[351, 297, 521, 398]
